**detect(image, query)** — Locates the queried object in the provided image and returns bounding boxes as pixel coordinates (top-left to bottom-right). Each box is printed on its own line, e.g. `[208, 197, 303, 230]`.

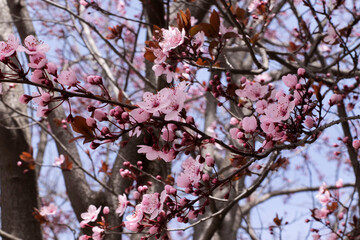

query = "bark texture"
[0, 1, 42, 239]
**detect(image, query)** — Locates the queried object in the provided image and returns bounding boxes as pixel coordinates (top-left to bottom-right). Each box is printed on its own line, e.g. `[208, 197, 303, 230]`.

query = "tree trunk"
[0, 1, 42, 239]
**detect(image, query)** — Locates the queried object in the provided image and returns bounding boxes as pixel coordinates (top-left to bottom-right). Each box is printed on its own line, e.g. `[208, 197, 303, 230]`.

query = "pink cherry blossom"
[152, 64, 177, 83]
[264, 95, 295, 122]
[254, 72, 272, 83]
[159, 148, 176, 162]
[177, 156, 203, 188]
[193, 31, 205, 52]
[324, 25, 338, 44]
[152, 48, 167, 64]
[54, 154, 65, 166]
[352, 140, 360, 149]
[130, 108, 150, 123]
[115, 194, 127, 217]
[137, 88, 172, 114]
[314, 207, 329, 219]
[336, 178, 343, 188]
[93, 109, 108, 122]
[149, 226, 159, 235]
[92, 226, 104, 240]
[256, 100, 268, 114]
[80, 205, 101, 224]
[235, 81, 268, 101]
[32, 91, 49, 117]
[282, 74, 298, 89]
[137, 145, 161, 160]
[40, 203, 57, 216]
[312, 234, 321, 240]
[28, 53, 48, 69]
[30, 70, 46, 84]
[126, 205, 144, 224]
[159, 27, 186, 55]
[79, 0, 89, 7]
[0, 34, 19, 60]
[103, 206, 109, 215]
[141, 193, 162, 219]
[329, 93, 343, 105]
[57, 69, 77, 86]
[46, 62, 57, 76]
[18, 35, 49, 55]
[248, 0, 261, 12]
[327, 233, 337, 240]
[316, 183, 331, 206]
[304, 117, 315, 128]
[297, 68, 306, 76]
[161, 124, 176, 142]
[162, 81, 188, 120]
[79, 235, 91, 240]
[87, 75, 103, 85]
[242, 116, 257, 133]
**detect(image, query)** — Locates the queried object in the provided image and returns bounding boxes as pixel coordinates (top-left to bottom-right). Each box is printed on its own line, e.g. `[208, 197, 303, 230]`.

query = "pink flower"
[256, 100, 268, 114]
[336, 178, 343, 188]
[297, 68, 306, 76]
[193, 31, 205, 51]
[54, 154, 65, 166]
[80, 205, 101, 224]
[235, 81, 268, 101]
[87, 75, 103, 85]
[138, 82, 187, 119]
[312, 233, 321, 240]
[141, 193, 161, 219]
[282, 74, 298, 89]
[79, 235, 91, 240]
[353, 140, 360, 149]
[161, 124, 176, 142]
[28, 53, 48, 69]
[18, 35, 49, 55]
[254, 72, 272, 83]
[137, 88, 172, 114]
[92, 226, 104, 240]
[149, 226, 159, 235]
[137, 145, 161, 160]
[316, 183, 331, 206]
[103, 206, 109, 215]
[242, 116, 257, 133]
[58, 69, 77, 86]
[159, 27, 186, 54]
[46, 62, 57, 76]
[324, 25, 338, 44]
[177, 156, 203, 188]
[31, 70, 46, 84]
[264, 96, 295, 122]
[248, 0, 261, 12]
[116, 0, 126, 14]
[314, 207, 329, 219]
[327, 233, 337, 240]
[93, 109, 108, 122]
[115, 194, 127, 217]
[130, 108, 150, 123]
[304, 117, 315, 128]
[0, 34, 19, 60]
[159, 148, 176, 162]
[152, 49, 167, 64]
[329, 94, 343, 105]
[40, 203, 57, 216]
[126, 205, 144, 224]
[79, 0, 89, 7]
[162, 81, 188, 120]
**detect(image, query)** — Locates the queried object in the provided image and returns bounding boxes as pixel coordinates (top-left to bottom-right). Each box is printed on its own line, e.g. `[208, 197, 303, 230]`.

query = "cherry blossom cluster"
[305, 180, 350, 240]
[78, 156, 217, 239]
